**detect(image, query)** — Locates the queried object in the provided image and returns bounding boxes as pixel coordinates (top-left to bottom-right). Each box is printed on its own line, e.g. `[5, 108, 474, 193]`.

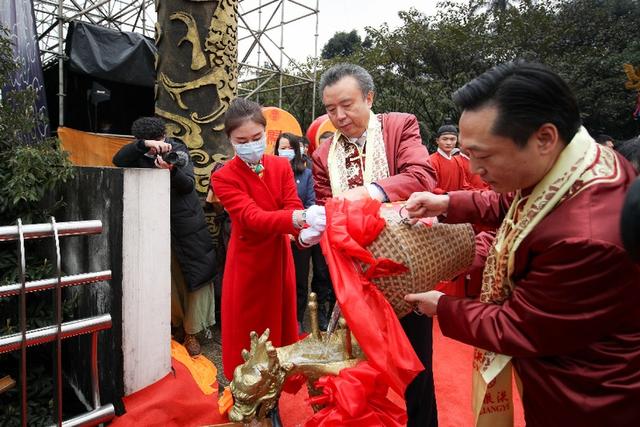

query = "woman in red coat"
[211, 98, 325, 379]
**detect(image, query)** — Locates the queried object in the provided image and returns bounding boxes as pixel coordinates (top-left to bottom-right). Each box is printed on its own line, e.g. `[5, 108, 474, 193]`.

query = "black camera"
[161, 150, 188, 167]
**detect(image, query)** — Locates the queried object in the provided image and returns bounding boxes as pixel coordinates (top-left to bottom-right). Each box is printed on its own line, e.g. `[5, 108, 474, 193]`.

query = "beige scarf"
[473, 127, 606, 426]
[327, 111, 390, 196]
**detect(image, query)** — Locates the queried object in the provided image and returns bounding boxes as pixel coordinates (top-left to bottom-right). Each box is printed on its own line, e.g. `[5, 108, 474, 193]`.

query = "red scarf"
[319, 198, 424, 396]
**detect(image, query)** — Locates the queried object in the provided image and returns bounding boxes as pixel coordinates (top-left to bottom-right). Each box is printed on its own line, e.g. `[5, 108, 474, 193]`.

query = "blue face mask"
[233, 136, 266, 164]
[278, 149, 295, 161]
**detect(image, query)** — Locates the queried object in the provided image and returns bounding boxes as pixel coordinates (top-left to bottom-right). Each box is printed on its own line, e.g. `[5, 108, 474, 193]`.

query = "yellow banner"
[58, 126, 132, 167]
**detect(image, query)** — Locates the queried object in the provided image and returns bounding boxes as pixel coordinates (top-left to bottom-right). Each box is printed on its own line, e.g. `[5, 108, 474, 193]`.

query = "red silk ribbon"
[319, 198, 424, 397]
[305, 361, 407, 427]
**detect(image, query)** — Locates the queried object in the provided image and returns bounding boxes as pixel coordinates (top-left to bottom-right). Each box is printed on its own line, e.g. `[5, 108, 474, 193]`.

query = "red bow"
[319, 198, 423, 397]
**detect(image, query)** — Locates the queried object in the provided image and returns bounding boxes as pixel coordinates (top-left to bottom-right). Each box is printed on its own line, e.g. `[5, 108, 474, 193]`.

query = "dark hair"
[452, 61, 581, 147]
[318, 131, 335, 141]
[437, 125, 458, 138]
[275, 132, 307, 175]
[131, 117, 166, 140]
[319, 63, 375, 98]
[224, 98, 267, 137]
[595, 134, 614, 145]
[616, 136, 640, 171]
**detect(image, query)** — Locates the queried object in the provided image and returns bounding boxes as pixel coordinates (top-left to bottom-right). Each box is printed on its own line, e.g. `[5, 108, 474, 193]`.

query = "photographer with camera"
[113, 117, 217, 356]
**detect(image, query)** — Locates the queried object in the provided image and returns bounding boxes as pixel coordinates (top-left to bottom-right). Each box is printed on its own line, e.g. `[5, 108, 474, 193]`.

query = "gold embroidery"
[473, 128, 605, 426]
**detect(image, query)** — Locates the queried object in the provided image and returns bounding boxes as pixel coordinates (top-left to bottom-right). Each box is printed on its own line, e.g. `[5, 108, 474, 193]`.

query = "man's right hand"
[144, 139, 172, 155]
[405, 192, 450, 219]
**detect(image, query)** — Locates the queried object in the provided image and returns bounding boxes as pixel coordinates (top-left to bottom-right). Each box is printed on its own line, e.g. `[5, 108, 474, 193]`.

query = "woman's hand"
[305, 205, 326, 231]
[299, 227, 322, 247]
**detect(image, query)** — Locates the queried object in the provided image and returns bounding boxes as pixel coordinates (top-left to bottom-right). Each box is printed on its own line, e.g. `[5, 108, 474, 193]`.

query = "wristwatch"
[293, 210, 306, 229]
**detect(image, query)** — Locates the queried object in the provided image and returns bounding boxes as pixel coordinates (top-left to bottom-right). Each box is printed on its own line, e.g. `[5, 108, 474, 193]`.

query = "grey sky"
[312, 0, 439, 57]
[237, 0, 441, 67]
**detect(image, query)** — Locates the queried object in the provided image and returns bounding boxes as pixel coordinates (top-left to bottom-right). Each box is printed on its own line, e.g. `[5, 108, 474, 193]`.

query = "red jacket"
[438, 149, 640, 426]
[429, 151, 473, 193]
[312, 112, 437, 203]
[211, 154, 302, 379]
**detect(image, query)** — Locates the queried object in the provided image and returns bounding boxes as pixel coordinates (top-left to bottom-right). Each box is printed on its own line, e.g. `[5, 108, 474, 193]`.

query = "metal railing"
[0, 218, 115, 427]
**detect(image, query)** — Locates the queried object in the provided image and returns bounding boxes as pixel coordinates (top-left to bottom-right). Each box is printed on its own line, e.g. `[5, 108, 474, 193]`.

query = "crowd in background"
[118, 60, 640, 427]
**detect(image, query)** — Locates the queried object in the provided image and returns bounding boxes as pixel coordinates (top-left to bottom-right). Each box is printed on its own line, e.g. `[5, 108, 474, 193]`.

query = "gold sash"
[473, 127, 601, 426]
[327, 111, 390, 196]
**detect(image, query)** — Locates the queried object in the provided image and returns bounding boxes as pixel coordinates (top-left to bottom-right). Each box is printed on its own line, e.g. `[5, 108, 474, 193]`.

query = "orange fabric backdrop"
[305, 115, 336, 154]
[58, 126, 132, 166]
[262, 107, 302, 154]
[315, 118, 336, 146]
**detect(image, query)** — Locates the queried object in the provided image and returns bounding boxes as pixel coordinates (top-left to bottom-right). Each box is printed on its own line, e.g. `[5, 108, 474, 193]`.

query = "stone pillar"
[155, 0, 238, 275]
[155, 0, 238, 193]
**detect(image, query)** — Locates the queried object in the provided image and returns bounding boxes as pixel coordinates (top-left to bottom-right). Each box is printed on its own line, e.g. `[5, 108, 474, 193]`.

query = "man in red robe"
[430, 122, 473, 192]
[312, 63, 438, 427]
[429, 122, 482, 297]
[405, 61, 640, 426]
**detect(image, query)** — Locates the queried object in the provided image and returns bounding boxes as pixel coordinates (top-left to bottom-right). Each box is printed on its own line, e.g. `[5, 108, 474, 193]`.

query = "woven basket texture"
[366, 206, 475, 318]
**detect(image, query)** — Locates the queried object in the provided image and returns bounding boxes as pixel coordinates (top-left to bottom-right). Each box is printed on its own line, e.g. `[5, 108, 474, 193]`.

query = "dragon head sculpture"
[228, 294, 364, 423]
[228, 329, 292, 423]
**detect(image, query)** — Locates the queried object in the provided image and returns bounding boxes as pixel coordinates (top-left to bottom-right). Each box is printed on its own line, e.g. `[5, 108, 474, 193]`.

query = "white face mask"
[233, 136, 266, 164]
[278, 149, 295, 161]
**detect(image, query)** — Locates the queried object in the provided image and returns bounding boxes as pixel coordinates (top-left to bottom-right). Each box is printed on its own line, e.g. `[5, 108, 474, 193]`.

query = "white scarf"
[327, 111, 390, 196]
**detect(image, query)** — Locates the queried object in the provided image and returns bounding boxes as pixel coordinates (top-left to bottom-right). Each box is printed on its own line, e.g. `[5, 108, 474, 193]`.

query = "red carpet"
[109, 320, 525, 426]
[109, 360, 226, 427]
[432, 318, 525, 427]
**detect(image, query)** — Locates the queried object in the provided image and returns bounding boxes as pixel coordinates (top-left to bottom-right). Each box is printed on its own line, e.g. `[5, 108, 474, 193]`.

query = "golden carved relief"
[160, 69, 231, 124]
[157, 0, 237, 240]
[624, 63, 640, 91]
[156, 106, 204, 149]
[170, 11, 208, 71]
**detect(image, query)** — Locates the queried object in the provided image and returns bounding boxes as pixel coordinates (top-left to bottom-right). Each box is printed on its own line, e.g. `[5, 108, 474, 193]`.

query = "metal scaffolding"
[32, 0, 320, 126]
[236, 0, 320, 118]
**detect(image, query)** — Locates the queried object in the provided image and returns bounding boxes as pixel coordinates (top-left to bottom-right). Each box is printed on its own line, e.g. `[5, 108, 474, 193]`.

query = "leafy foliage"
[0, 364, 54, 427]
[321, 30, 364, 59]
[0, 26, 75, 426]
[0, 25, 74, 283]
[241, 0, 640, 150]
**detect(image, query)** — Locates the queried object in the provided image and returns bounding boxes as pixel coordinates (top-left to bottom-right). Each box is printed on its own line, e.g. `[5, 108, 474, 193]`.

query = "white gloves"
[305, 205, 326, 231]
[299, 226, 322, 247]
[298, 205, 326, 247]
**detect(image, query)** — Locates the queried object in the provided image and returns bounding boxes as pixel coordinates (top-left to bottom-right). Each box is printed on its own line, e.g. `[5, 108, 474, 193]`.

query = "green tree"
[241, 0, 640, 146]
[340, 0, 640, 145]
[478, 0, 517, 14]
[0, 26, 75, 426]
[321, 30, 363, 59]
[544, 0, 640, 139]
